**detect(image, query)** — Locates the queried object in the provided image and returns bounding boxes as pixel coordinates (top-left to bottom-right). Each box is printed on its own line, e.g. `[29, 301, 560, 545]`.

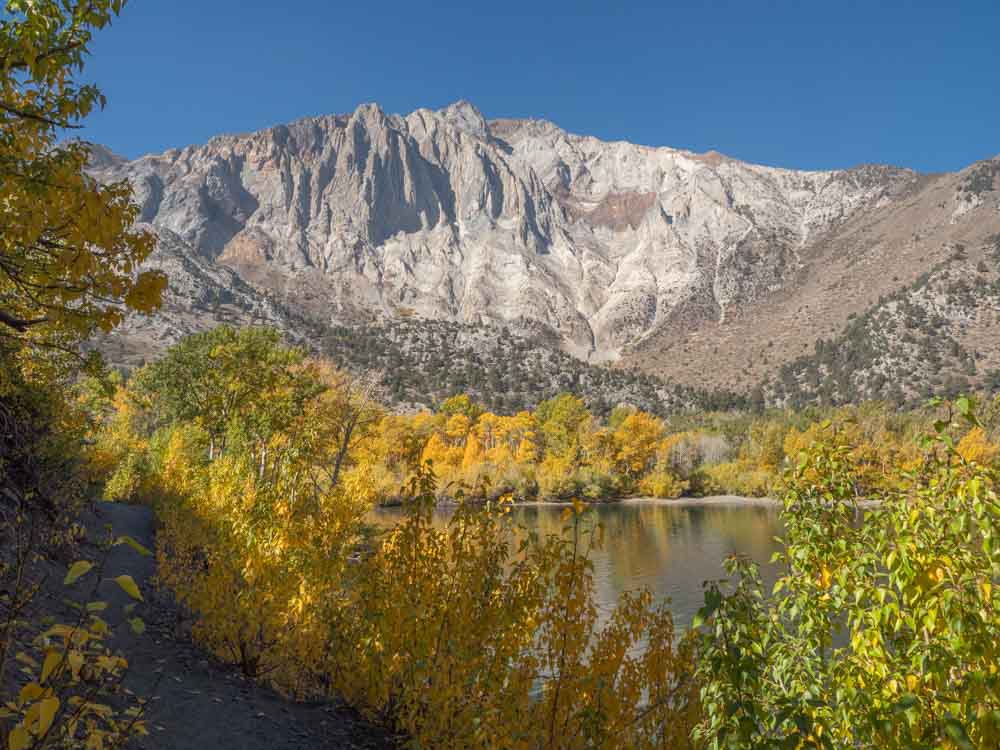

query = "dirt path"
[90, 502, 397, 750]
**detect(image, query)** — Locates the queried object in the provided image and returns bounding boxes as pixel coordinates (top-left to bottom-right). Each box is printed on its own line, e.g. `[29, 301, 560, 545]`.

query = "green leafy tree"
[536, 392, 591, 458]
[437, 393, 484, 421]
[129, 326, 321, 460]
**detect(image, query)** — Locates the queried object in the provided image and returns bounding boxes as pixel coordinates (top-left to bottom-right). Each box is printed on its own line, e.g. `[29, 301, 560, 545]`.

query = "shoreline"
[616, 495, 780, 507]
[378, 494, 883, 511]
[377, 494, 782, 510]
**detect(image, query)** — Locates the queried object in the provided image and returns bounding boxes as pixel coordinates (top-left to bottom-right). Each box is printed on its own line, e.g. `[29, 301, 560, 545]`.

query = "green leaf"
[691, 608, 708, 629]
[955, 396, 971, 417]
[942, 717, 973, 750]
[128, 617, 146, 635]
[63, 560, 93, 586]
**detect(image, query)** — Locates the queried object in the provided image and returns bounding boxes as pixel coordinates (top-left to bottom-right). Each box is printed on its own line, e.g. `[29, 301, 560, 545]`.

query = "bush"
[112, 331, 704, 747]
[698, 461, 775, 497]
[328, 471, 702, 748]
[638, 471, 690, 498]
[695, 399, 1000, 748]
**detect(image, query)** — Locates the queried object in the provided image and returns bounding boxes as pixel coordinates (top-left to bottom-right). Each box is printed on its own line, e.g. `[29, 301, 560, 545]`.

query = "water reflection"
[372, 499, 785, 630]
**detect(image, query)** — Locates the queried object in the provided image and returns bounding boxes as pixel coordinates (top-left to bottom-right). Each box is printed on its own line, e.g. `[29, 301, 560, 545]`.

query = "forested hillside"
[318, 317, 726, 415]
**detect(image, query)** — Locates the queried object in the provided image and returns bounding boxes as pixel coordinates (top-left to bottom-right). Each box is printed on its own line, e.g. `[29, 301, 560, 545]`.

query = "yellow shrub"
[153, 425, 374, 694]
[956, 426, 999, 465]
[536, 453, 581, 499]
[327, 483, 700, 749]
[100, 340, 711, 747]
[638, 470, 690, 498]
[700, 460, 775, 497]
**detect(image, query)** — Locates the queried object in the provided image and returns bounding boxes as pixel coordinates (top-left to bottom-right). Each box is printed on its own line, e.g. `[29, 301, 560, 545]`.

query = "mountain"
[89, 101, 1000, 408]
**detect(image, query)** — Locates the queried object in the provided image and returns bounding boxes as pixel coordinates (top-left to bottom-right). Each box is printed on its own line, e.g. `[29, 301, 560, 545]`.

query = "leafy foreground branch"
[695, 400, 1000, 749]
[1, 1, 169, 747]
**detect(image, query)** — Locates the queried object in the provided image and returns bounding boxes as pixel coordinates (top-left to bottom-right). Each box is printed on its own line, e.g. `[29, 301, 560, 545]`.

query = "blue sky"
[83, 0, 999, 172]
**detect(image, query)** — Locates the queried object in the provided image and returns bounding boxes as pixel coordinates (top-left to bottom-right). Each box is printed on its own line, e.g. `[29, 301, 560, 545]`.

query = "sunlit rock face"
[91, 100, 918, 361]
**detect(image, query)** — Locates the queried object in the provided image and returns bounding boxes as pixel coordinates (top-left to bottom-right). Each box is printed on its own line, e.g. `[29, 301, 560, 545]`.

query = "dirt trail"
[90, 502, 396, 750]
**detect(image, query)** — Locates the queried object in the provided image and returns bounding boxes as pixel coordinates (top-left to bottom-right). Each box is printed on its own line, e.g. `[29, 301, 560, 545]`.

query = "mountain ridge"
[88, 100, 1000, 407]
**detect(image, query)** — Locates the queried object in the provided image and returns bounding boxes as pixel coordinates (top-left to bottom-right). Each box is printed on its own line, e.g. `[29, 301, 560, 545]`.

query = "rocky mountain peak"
[92, 100, 999, 394]
[84, 142, 127, 170]
[439, 99, 489, 140]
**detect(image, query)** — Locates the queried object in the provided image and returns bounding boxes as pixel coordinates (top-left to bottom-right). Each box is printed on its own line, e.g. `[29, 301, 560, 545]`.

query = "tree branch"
[0, 100, 81, 129]
[0, 308, 47, 332]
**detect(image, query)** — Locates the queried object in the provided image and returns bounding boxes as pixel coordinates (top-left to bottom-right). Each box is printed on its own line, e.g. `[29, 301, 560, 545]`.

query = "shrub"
[698, 460, 775, 497]
[695, 398, 1000, 748]
[638, 471, 690, 498]
[328, 472, 702, 748]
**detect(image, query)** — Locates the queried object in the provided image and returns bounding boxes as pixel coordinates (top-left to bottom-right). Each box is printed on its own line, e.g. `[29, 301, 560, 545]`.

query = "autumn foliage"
[98, 328, 704, 748]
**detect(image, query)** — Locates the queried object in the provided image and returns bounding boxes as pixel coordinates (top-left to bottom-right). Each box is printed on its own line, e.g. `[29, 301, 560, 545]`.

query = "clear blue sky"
[83, 0, 1000, 172]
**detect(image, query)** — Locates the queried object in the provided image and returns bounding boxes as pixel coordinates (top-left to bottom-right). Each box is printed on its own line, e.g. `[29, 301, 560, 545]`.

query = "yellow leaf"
[37, 696, 59, 736]
[64, 560, 93, 586]
[40, 650, 62, 684]
[43, 624, 75, 640]
[8, 726, 30, 750]
[819, 566, 832, 589]
[68, 650, 84, 679]
[112, 575, 143, 601]
[83, 702, 114, 719]
[18, 682, 43, 708]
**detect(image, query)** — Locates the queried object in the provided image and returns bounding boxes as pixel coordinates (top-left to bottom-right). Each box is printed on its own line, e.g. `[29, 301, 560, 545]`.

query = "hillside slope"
[626, 162, 1000, 401]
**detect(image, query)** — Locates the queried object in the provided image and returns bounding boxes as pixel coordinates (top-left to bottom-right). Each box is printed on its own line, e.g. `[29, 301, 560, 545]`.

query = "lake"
[372, 497, 785, 630]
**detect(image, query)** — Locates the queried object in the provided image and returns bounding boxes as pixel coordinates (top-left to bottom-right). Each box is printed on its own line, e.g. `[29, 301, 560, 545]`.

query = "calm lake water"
[372, 498, 785, 630]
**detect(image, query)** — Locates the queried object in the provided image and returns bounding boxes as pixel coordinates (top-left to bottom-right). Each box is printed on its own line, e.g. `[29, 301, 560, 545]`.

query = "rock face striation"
[92, 100, 1000, 400]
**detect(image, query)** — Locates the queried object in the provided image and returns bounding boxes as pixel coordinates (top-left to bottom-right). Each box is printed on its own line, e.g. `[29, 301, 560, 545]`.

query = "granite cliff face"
[91, 101, 1000, 401]
[91, 101, 917, 357]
